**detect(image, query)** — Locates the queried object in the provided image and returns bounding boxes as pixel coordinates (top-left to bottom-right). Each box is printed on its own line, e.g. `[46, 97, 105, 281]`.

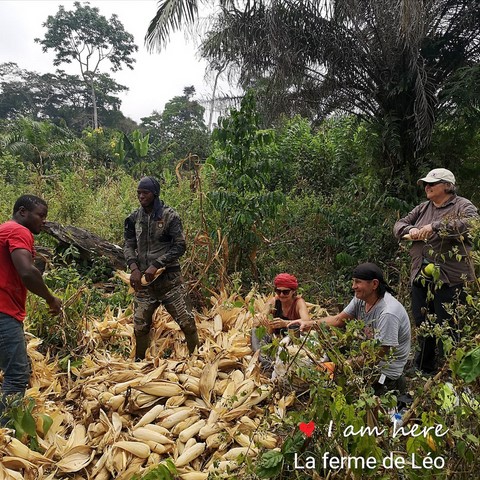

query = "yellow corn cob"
[253, 433, 277, 449]
[243, 385, 272, 407]
[160, 408, 195, 429]
[179, 419, 206, 443]
[220, 446, 256, 460]
[163, 371, 180, 382]
[134, 403, 165, 428]
[142, 423, 172, 437]
[145, 440, 172, 455]
[131, 392, 160, 408]
[132, 427, 173, 445]
[207, 409, 220, 425]
[184, 397, 209, 410]
[111, 377, 142, 395]
[97, 391, 114, 406]
[165, 394, 186, 407]
[230, 379, 256, 409]
[238, 416, 259, 432]
[175, 442, 206, 467]
[221, 406, 251, 422]
[199, 421, 228, 440]
[176, 438, 186, 457]
[112, 440, 150, 459]
[184, 437, 197, 450]
[206, 432, 231, 450]
[185, 366, 203, 378]
[233, 432, 252, 448]
[172, 414, 200, 436]
[181, 377, 200, 396]
[217, 357, 241, 370]
[106, 394, 126, 411]
[230, 369, 245, 385]
[207, 460, 240, 472]
[134, 381, 184, 397]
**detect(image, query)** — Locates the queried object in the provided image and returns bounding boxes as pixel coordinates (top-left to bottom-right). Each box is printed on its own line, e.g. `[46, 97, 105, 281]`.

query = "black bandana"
[138, 177, 163, 221]
[352, 263, 395, 294]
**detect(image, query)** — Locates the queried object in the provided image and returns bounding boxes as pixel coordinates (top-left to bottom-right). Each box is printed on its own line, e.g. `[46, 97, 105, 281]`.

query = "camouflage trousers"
[133, 272, 197, 337]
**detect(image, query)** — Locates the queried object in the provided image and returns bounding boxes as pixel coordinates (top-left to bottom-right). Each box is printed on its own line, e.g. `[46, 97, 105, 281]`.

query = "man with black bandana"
[123, 177, 199, 359]
[288, 263, 411, 395]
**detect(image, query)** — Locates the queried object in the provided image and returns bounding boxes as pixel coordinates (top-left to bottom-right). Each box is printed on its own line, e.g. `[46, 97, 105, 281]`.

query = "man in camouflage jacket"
[123, 177, 199, 359]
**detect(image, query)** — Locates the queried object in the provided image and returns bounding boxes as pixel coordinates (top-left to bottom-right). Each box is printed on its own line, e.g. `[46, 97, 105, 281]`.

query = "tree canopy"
[36, 1, 138, 129]
[145, 0, 480, 198]
[140, 86, 211, 162]
[0, 63, 133, 132]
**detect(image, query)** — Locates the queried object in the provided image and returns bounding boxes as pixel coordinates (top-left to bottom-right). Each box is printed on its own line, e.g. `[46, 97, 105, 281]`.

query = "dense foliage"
[146, 0, 480, 200]
[1, 70, 479, 480]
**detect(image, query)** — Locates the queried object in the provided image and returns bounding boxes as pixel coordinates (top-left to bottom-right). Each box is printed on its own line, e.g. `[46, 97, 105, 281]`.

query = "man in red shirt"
[0, 195, 62, 423]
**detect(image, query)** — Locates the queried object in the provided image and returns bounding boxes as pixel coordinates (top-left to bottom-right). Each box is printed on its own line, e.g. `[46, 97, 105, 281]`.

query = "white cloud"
[0, 0, 217, 123]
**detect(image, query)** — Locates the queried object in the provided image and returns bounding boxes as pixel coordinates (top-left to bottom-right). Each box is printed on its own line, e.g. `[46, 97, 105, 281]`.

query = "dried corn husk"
[5, 287, 311, 480]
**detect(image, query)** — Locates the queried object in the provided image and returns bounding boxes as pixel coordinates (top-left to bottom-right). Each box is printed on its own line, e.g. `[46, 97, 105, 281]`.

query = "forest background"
[1, 1, 480, 479]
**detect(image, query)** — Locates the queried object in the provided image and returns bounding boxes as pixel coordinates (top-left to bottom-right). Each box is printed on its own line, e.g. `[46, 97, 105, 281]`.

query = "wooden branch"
[42, 221, 125, 270]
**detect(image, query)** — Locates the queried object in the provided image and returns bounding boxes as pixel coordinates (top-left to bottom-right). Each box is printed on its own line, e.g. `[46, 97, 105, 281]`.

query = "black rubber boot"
[184, 330, 200, 354]
[134, 332, 150, 361]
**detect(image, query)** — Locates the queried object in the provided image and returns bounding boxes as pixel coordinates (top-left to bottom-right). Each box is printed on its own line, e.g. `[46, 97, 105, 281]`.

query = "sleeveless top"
[273, 297, 300, 334]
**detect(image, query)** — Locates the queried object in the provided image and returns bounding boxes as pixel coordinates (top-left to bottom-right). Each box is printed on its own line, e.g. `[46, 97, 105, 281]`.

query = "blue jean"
[0, 313, 31, 418]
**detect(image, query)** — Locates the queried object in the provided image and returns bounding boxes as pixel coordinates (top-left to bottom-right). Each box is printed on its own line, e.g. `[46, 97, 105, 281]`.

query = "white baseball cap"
[417, 168, 456, 185]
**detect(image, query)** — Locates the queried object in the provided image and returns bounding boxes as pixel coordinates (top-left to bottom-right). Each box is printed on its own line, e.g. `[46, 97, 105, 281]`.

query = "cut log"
[42, 221, 125, 270]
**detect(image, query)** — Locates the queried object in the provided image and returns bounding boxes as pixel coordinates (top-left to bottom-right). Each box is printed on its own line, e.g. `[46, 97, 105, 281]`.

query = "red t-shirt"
[0, 220, 35, 321]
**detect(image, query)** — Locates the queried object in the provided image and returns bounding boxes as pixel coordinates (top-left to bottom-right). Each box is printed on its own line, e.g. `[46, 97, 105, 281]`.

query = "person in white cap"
[393, 168, 478, 375]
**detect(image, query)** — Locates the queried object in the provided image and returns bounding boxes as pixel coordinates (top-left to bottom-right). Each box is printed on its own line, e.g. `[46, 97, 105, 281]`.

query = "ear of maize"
[178, 419, 206, 443]
[132, 427, 173, 445]
[112, 441, 151, 459]
[133, 381, 184, 397]
[175, 442, 206, 467]
[172, 414, 200, 436]
[134, 403, 165, 428]
[160, 408, 195, 429]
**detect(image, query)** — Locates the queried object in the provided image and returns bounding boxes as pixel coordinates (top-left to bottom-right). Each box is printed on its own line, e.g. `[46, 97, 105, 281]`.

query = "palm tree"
[145, 0, 480, 198]
[3, 117, 87, 173]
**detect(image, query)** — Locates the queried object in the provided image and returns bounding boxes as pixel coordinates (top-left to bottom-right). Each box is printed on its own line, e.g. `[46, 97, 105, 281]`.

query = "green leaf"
[457, 347, 480, 383]
[41, 414, 54, 435]
[256, 449, 284, 478]
[21, 410, 37, 438]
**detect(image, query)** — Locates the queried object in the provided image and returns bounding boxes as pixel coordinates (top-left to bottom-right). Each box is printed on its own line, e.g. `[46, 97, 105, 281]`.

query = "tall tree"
[145, 0, 480, 199]
[36, 1, 137, 129]
[140, 86, 211, 162]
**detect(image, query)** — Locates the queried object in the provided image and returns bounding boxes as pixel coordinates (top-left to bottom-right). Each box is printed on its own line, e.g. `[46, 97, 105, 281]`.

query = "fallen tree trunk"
[42, 221, 125, 270]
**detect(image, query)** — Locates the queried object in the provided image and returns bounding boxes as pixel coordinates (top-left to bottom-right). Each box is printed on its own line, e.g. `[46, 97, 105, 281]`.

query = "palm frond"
[145, 0, 200, 52]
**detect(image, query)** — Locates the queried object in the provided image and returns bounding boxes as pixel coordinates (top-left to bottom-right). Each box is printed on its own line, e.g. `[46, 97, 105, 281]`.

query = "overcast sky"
[0, 0, 218, 123]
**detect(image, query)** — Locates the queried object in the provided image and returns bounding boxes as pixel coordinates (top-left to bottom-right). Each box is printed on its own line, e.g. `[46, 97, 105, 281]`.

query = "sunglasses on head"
[275, 288, 291, 295]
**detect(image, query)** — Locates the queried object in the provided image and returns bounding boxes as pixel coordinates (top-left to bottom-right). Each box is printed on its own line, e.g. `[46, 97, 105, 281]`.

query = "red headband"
[274, 273, 298, 290]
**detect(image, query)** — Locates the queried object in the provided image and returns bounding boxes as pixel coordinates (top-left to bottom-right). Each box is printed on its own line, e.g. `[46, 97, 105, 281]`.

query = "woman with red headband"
[251, 273, 310, 371]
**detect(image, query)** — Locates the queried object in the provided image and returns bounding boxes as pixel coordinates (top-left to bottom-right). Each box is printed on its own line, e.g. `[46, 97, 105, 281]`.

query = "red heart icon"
[299, 421, 315, 437]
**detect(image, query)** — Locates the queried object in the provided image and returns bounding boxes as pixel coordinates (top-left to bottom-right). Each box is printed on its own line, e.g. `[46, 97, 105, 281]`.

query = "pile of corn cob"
[0, 285, 308, 479]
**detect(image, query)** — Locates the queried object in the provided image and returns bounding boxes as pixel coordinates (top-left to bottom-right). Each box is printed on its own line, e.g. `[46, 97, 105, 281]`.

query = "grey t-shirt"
[343, 292, 411, 379]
